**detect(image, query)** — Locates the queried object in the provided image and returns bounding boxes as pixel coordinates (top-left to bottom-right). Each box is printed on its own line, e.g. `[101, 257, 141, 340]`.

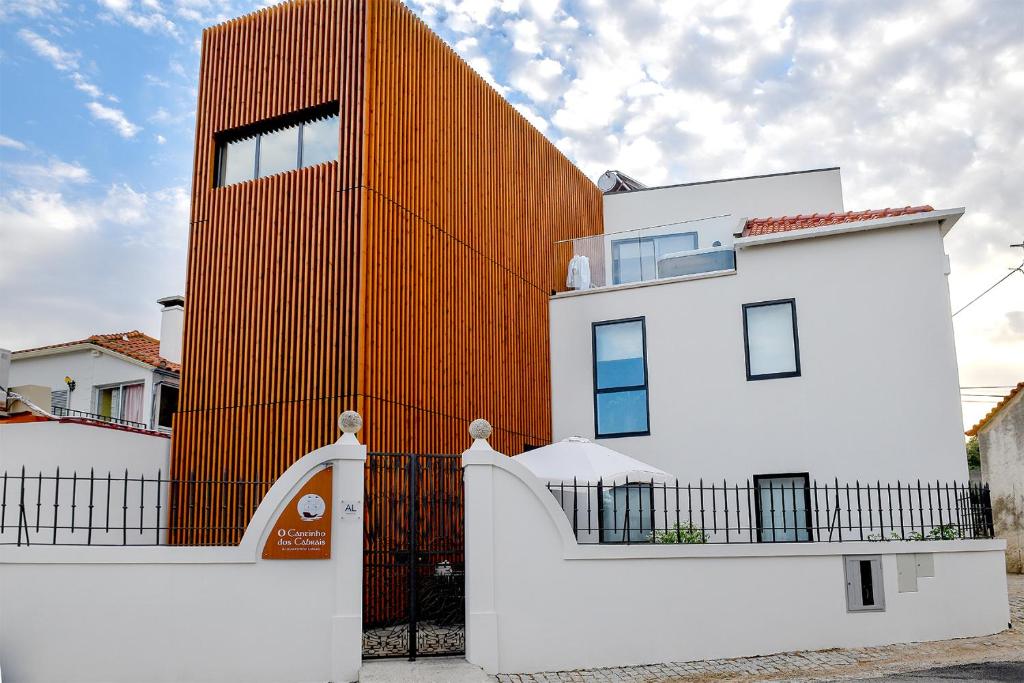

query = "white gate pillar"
[332, 411, 367, 683]
[462, 419, 501, 674]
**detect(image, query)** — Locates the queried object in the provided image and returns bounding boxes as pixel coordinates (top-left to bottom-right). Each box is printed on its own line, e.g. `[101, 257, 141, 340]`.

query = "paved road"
[868, 661, 1024, 682]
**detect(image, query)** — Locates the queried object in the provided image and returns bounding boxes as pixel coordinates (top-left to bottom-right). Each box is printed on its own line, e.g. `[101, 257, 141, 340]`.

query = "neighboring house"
[7, 297, 183, 432]
[968, 381, 1024, 572]
[550, 168, 968, 491]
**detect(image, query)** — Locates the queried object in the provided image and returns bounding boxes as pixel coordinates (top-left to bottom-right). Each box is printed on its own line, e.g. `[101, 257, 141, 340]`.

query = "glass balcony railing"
[555, 227, 737, 293]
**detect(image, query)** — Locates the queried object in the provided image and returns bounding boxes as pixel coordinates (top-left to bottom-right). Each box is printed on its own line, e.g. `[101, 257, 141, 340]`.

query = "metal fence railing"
[545, 478, 995, 545]
[0, 467, 271, 546]
[51, 406, 148, 431]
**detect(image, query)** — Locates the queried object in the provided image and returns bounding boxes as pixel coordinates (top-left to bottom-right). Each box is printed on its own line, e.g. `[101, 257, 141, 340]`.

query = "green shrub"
[655, 523, 708, 544]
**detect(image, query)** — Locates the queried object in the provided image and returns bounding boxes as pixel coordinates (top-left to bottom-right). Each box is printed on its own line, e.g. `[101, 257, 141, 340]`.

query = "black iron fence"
[545, 478, 994, 545]
[52, 406, 148, 431]
[0, 467, 270, 546]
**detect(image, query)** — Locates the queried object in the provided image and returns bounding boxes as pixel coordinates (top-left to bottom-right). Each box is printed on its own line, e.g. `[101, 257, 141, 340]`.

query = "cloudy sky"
[1, 0, 1021, 429]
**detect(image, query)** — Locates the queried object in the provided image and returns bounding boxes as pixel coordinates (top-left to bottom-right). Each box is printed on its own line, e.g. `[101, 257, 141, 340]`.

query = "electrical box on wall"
[845, 555, 885, 611]
[897, 553, 936, 593]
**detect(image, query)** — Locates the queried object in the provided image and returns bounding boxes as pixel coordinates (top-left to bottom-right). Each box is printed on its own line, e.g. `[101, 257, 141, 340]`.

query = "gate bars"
[362, 452, 465, 660]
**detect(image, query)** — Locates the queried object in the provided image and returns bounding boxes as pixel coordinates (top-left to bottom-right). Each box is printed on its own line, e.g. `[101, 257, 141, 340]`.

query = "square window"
[600, 483, 655, 543]
[593, 318, 650, 438]
[754, 474, 812, 542]
[258, 124, 300, 178]
[742, 299, 801, 380]
[219, 136, 257, 186]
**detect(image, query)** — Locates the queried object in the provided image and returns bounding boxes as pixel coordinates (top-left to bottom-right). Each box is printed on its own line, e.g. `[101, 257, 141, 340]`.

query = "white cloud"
[155, 134, 167, 144]
[0, 0, 61, 21]
[0, 135, 27, 150]
[18, 29, 79, 71]
[86, 102, 142, 138]
[97, 0, 180, 38]
[407, 0, 1024, 429]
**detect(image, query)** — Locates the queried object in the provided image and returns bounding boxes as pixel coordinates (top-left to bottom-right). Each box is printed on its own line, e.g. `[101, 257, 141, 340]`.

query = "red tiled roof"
[966, 382, 1024, 436]
[743, 205, 935, 237]
[16, 331, 180, 373]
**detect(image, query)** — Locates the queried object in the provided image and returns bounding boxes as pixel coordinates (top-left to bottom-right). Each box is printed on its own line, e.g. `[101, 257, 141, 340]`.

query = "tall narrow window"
[754, 474, 812, 542]
[593, 318, 650, 438]
[742, 299, 801, 380]
[156, 383, 179, 430]
[301, 114, 340, 168]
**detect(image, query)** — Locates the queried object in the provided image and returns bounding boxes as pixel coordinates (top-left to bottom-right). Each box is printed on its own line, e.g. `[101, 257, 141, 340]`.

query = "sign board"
[339, 500, 361, 520]
[262, 466, 332, 560]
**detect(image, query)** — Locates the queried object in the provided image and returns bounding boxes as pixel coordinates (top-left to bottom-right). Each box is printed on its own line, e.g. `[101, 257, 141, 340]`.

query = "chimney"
[157, 295, 184, 365]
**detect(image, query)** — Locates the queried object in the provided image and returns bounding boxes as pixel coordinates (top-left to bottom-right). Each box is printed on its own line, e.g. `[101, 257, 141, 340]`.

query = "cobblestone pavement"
[496, 574, 1023, 683]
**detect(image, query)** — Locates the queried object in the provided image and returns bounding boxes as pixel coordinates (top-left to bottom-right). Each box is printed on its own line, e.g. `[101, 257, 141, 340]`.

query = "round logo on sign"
[297, 493, 326, 521]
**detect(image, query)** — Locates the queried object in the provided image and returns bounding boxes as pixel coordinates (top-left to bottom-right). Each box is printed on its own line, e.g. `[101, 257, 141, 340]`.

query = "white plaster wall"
[0, 421, 171, 545]
[9, 349, 157, 426]
[159, 305, 183, 365]
[603, 168, 844, 235]
[979, 390, 1024, 572]
[550, 222, 967, 484]
[0, 436, 367, 683]
[464, 450, 1010, 675]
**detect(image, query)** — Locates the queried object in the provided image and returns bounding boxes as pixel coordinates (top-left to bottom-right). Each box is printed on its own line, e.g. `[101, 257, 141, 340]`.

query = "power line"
[960, 393, 1010, 398]
[952, 260, 1024, 317]
[960, 385, 1017, 389]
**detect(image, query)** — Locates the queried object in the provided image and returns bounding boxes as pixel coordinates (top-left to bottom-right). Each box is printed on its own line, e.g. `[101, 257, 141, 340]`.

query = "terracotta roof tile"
[16, 331, 180, 374]
[966, 381, 1024, 436]
[743, 205, 935, 237]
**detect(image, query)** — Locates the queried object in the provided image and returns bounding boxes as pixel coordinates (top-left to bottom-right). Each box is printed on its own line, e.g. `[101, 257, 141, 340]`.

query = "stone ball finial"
[338, 410, 363, 434]
[469, 418, 492, 441]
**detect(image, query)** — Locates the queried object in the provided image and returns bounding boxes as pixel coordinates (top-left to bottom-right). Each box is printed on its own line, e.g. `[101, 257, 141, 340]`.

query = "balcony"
[554, 225, 737, 294]
[52, 406, 148, 431]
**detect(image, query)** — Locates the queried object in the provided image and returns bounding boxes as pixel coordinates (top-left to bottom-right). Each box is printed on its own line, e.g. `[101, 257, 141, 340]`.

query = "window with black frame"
[599, 482, 655, 543]
[592, 318, 650, 438]
[215, 107, 340, 187]
[754, 473, 813, 542]
[742, 298, 801, 380]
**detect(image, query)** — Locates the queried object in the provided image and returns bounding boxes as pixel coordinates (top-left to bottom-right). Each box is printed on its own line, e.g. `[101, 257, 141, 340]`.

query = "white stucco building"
[5, 297, 183, 432]
[550, 168, 967, 490]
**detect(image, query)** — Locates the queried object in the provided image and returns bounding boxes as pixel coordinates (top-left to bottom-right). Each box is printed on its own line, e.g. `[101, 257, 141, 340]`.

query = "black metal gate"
[362, 453, 465, 659]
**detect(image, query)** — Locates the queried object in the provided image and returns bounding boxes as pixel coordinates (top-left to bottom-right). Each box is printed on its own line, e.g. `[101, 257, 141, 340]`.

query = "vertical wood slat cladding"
[173, 0, 365, 545]
[360, 0, 602, 455]
[172, 0, 602, 543]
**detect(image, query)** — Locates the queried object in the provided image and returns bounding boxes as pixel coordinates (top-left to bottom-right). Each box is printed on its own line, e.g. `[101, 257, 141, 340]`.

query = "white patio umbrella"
[512, 436, 673, 486]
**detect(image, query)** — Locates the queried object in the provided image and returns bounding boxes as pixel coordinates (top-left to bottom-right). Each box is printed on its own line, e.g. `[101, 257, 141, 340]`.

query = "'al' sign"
[262, 466, 332, 560]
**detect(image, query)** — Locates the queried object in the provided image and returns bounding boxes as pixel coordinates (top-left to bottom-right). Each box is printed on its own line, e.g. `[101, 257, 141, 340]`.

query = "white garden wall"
[463, 441, 1010, 675]
[0, 431, 366, 683]
[0, 420, 171, 545]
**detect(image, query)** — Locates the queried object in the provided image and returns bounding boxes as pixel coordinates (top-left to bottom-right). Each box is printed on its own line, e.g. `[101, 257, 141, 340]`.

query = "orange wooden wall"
[171, 0, 602, 542]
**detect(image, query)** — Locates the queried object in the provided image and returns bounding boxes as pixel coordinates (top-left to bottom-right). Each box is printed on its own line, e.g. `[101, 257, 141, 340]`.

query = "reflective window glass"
[220, 136, 257, 186]
[258, 125, 300, 178]
[301, 114, 339, 168]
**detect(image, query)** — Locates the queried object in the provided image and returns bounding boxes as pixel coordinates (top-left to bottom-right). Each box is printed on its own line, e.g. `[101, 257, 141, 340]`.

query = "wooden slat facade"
[171, 0, 603, 543]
